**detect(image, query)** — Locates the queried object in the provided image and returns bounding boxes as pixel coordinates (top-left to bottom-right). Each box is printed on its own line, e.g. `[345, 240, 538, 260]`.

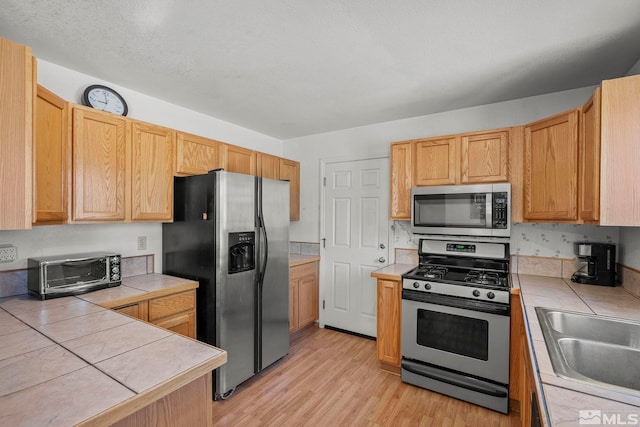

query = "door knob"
[378, 257, 386, 263]
[379, 243, 386, 249]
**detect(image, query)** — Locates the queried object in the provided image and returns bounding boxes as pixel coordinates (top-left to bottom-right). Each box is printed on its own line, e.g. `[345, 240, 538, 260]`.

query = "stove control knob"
[487, 292, 495, 299]
[472, 289, 481, 297]
[425, 283, 432, 290]
[413, 282, 420, 289]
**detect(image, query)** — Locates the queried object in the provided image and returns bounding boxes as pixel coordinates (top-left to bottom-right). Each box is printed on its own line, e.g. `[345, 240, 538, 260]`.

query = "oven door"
[401, 291, 510, 384]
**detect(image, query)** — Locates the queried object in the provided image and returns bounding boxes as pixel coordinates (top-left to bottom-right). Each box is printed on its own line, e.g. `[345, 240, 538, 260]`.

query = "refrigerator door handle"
[259, 223, 268, 286]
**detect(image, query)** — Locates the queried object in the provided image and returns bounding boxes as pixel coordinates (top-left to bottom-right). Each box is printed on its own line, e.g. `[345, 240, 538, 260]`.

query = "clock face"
[83, 85, 128, 116]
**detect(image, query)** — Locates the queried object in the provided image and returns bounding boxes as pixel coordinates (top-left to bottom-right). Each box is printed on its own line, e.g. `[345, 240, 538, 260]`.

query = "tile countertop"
[290, 254, 320, 267]
[518, 275, 640, 426]
[0, 274, 227, 427]
[370, 263, 416, 280]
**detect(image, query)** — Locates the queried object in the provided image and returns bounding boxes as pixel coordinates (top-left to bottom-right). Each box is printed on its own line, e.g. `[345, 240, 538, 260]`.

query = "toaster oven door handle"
[60, 259, 100, 267]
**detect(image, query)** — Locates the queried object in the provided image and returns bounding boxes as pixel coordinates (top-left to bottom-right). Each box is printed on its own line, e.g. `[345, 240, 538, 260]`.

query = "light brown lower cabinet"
[373, 274, 444, 373]
[110, 372, 212, 427]
[289, 262, 318, 333]
[510, 291, 541, 426]
[112, 289, 196, 339]
[375, 278, 402, 370]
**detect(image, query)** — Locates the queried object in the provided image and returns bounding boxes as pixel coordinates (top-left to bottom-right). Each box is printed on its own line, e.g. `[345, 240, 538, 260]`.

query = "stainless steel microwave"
[411, 183, 511, 237]
[28, 252, 122, 300]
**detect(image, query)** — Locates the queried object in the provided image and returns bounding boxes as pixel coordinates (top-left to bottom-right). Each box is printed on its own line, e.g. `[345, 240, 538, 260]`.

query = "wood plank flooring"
[212, 325, 520, 427]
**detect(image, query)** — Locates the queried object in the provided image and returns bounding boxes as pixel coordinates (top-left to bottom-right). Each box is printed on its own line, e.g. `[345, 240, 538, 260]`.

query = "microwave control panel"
[492, 192, 508, 229]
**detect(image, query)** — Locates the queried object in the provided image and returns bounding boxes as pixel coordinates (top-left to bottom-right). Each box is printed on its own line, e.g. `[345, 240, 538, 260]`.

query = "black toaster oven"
[27, 252, 121, 300]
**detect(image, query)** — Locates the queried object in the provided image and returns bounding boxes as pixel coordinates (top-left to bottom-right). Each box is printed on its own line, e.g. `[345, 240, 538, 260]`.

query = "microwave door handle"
[486, 193, 493, 228]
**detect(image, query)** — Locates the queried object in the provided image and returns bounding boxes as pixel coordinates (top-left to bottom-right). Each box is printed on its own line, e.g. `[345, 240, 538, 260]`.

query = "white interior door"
[322, 157, 389, 337]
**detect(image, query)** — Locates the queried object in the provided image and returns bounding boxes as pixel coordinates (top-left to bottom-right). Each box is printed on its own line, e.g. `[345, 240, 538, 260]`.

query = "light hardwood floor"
[211, 325, 520, 426]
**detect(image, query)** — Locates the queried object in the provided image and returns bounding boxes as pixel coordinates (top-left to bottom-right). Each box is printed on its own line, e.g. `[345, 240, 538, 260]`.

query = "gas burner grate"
[464, 270, 501, 286]
[416, 266, 448, 280]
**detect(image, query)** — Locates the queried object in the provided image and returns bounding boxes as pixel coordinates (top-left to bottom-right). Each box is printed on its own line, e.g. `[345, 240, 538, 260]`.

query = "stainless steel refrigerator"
[162, 170, 290, 399]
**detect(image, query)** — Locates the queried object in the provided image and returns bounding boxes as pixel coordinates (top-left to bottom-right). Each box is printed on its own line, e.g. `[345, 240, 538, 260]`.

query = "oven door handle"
[402, 359, 507, 398]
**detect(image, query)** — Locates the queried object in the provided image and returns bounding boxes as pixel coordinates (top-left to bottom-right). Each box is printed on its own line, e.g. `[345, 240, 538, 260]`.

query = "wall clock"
[81, 84, 128, 116]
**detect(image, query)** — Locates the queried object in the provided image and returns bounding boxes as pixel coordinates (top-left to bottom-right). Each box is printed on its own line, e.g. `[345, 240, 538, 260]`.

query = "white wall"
[619, 228, 640, 270]
[0, 223, 161, 270]
[37, 60, 283, 154]
[284, 86, 597, 245]
[0, 60, 283, 273]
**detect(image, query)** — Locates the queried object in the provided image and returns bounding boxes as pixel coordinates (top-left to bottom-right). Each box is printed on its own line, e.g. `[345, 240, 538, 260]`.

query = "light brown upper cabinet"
[224, 144, 256, 175]
[72, 106, 129, 221]
[460, 130, 508, 183]
[413, 136, 459, 186]
[34, 85, 71, 225]
[279, 158, 300, 221]
[257, 153, 280, 179]
[73, 106, 175, 223]
[130, 120, 175, 221]
[579, 88, 601, 223]
[524, 109, 579, 222]
[599, 74, 640, 226]
[0, 38, 34, 230]
[389, 128, 511, 220]
[175, 131, 224, 176]
[389, 141, 413, 220]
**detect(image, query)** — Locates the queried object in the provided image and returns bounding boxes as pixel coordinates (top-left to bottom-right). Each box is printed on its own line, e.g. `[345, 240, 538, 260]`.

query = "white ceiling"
[2, 1, 640, 140]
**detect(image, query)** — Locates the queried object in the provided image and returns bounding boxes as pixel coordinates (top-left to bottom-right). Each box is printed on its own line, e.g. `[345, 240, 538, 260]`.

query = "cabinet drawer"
[148, 290, 195, 321]
[290, 262, 317, 280]
[153, 311, 196, 339]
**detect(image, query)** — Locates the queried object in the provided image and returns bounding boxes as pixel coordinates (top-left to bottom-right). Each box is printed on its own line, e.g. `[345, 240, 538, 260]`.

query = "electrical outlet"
[137, 236, 147, 251]
[0, 245, 18, 263]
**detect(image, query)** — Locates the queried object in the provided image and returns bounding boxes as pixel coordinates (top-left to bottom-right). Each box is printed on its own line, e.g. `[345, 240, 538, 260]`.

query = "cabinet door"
[72, 107, 128, 221]
[376, 279, 401, 367]
[289, 279, 299, 332]
[279, 158, 300, 221]
[509, 293, 524, 409]
[413, 137, 458, 186]
[460, 130, 508, 183]
[390, 141, 413, 220]
[175, 131, 223, 175]
[579, 89, 601, 222]
[600, 74, 640, 226]
[34, 85, 70, 224]
[257, 153, 280, 179]
[524, 109, 579, 221]
[130, 121, 175, 221]
[297, 275, 317, 328]
[0, 38, 34, 230]
[224, 144, 256, 175]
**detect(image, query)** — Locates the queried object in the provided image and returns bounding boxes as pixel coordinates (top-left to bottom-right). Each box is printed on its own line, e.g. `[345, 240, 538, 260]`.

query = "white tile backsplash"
[392, 221, 620, 259]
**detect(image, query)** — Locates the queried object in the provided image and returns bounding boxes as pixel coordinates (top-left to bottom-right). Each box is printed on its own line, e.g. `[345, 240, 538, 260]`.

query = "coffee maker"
[571, 242, 616, 286]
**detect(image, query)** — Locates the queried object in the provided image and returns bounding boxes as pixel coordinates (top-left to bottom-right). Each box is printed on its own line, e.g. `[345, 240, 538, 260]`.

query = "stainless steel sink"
[535, 307, 640, 393]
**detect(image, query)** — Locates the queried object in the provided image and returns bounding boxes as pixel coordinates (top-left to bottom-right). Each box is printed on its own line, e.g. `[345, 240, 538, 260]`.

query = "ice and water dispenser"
[228, 232, 255, 274]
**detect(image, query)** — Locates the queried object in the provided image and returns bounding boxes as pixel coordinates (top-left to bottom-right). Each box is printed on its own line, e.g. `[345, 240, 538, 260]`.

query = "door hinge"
[323, 299, 325, 310]
[323, 177, 326, 186]
[322, 238, 326, 248]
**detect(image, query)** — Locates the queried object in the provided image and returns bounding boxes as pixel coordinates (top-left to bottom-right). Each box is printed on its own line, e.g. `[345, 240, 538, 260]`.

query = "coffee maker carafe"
[571, 242, 616, 286]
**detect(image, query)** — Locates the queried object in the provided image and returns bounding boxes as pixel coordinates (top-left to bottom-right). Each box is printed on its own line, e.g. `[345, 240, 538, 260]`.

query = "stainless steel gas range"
[401, 239, 511, 414]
